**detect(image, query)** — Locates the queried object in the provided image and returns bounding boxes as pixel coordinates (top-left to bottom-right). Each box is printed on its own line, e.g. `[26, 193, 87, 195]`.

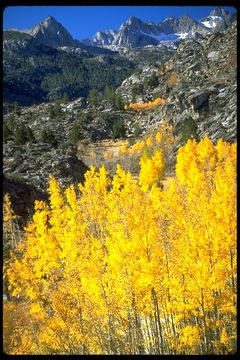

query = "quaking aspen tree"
[4, 137, 236, 355]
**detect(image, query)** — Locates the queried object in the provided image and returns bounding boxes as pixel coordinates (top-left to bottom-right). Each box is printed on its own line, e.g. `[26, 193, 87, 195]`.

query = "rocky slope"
[3, 141, 89, 191]
[116, 20, 237, 143]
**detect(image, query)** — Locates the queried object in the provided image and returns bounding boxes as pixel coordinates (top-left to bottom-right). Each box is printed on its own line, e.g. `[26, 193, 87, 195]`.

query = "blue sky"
[3, 6, 236, 40]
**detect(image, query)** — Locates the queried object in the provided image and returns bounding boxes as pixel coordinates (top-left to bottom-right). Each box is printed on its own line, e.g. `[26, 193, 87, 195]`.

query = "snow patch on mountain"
[176, 32, 188, 39]
[201, 15, 222, 29]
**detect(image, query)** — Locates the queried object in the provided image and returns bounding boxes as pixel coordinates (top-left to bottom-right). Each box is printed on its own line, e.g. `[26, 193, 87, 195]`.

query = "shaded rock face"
[186, 92, 210, 112]
[160, 14, 200, 34]
[92, 30, 117, 45]
[3, 153, 87, 226]
[3, 175, 48, 226]
[213, 12, 237, 33]
[114, 27, 160, 47]
[3, 142, 89, 192]
[210, 7, 229, 18]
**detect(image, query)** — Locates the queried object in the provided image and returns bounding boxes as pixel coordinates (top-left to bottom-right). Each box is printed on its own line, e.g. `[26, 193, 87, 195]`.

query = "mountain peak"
[179, 14, 192, 20]
[43, 15, 58, 24]
[125, 16, 142, 26]
[210, 7, 228, 18]
[27, 15, 77, 48]
[41, 15, 64, 30]
[128, 16, 141, 21]
[81, 7, 236, 48]
[45, 15, 56, 21]
[163, 16, 175, 22]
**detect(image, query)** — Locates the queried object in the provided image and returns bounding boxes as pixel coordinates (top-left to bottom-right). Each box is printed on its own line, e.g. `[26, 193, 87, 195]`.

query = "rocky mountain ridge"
[4, 7, 236, 51]
[81, 7, 236, 47]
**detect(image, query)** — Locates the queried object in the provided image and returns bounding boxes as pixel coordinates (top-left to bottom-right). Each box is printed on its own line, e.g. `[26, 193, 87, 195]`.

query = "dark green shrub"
[133, 125, 143, 138]
[144, 74, 159, 89]
[13, 124, 35, 145]
[13, 101, 21, 115]
[3, 124, 12, 142]
[131, 86, 137, 103]
[112, 118, 126, 139]
[62, 92, 70, 103]
[87, 89, 100, 107]
[7, 115, 17, 131]
[69, 123, 85, 144]
[40, 128, 56, 144]
[69, 113, 93, 144]
[103, 85, 114, 103]
[49, 101, 63, 119]
[114, 93, 124, 110]
[180, 117, 199, 145]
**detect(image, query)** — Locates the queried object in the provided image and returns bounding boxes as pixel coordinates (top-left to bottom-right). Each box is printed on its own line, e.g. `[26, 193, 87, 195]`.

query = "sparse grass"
[78, 139, 129, 171]
[165, 72, 178, 86]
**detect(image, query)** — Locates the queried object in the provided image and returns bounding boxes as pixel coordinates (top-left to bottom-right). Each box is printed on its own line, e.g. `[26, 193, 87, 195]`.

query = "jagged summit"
[210, 7, 229, 18]
[44, 15, 57, 22]
[25, 15, 78, 48]
[126, 16, 142, 24]
[81, 6, 234, 47]
[41, 15, 62, 29]
[4, 7, 235, 50]
[119, 16, 144, 31]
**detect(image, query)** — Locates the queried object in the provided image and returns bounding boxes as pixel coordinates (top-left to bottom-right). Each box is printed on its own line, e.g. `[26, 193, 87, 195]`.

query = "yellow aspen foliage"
[155, 130, 162, 143]
[120, 143, 128, 155]
[139, 149, 164, 192]
[177, 325, 200, 349]
[4, 137, 236, 355]
[48, 175, 64, 210]
[3, 193, 16, 223]
[120, 118, 176, 176]
[129, 139, 146, 156]
[153, 119, 176, 166]
[3, 193, 19, 254]
[146, 135, 154, 147]
[220, 328, 229, 346]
